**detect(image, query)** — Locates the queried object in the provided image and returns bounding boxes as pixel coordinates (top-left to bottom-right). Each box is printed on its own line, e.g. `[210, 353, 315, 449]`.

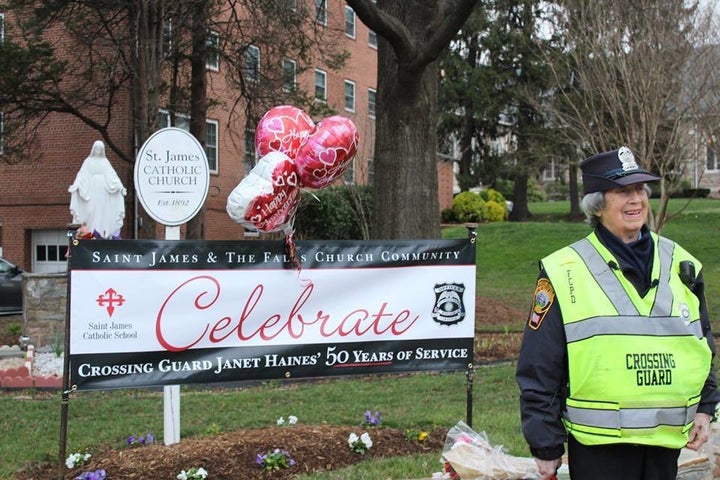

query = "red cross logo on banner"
[96, 288, 125, 317]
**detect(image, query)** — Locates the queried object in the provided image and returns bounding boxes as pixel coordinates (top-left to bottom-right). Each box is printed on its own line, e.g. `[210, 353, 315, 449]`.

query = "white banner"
[68, 239, 476, 389]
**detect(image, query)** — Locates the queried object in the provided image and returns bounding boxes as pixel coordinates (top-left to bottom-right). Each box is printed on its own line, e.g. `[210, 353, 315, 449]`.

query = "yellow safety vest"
[542, 231, 711, 448]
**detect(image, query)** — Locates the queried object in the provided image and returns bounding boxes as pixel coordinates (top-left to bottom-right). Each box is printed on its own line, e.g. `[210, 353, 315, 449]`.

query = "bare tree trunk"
[131, 0, 165, 239]
[568, 162, 581, 218]
[373, 47, 441, 239]
[509, 172, 530, 221]
[457, 34, 479, 193]
[348, 0, 479, 240]
[187, 0, 209, 240]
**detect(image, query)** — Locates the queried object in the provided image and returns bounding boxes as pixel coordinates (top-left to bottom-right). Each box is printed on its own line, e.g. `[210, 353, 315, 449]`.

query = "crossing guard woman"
[516, 146, 720, 480]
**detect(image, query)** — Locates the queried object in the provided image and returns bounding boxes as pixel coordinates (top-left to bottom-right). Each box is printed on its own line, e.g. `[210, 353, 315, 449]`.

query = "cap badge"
[618, 146, 639, 172]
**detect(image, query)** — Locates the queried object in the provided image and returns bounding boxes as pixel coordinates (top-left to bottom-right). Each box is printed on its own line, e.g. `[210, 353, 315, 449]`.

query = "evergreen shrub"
[451, 191, 485, 223]
[479, 188, 505, 204]
[482, 200, 507, 222]
[441, 208, 457, 223]
[452, 189, 509, 223]
[683, 188, 711, 198]
[294, 185, 372, 240]
[527, 177, 547, 202]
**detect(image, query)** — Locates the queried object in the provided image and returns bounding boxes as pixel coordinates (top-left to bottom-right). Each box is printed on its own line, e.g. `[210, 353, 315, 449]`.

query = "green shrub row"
[293, 184, 511, 238]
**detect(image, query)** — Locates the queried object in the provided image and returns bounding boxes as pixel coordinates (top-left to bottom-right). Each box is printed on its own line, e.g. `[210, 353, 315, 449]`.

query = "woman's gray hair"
[580, 184, 652, 228]
[580, 192, 605, 227]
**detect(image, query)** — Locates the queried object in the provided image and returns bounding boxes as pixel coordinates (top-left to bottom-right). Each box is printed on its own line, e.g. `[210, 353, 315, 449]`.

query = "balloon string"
[284, 229, 302, 273]
[283, 221, 312, 285]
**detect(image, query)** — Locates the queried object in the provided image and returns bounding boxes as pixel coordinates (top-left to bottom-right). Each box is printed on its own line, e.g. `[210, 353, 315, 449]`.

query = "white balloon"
[226, 151, 300, 233]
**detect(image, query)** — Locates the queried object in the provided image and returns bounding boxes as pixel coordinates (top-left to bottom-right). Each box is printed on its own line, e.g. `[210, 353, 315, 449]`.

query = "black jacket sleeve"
[693, 271, 720, 416]
[515, 269, 567, 460]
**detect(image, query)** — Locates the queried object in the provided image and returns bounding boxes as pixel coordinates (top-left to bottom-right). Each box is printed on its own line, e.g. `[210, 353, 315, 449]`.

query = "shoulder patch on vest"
[529, 278, 554, 330]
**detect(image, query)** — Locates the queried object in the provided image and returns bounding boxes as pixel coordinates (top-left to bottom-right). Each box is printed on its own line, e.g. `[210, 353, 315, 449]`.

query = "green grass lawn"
[0, 369, 521, 479]
[2, 198, 718, 479]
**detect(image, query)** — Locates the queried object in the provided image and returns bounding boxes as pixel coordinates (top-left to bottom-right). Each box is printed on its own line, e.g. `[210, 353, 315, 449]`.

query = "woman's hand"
[535, 457, 561, 479]
[686, 412, 713, 450]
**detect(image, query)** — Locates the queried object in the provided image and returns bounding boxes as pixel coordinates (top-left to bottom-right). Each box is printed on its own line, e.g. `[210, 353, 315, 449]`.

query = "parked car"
[0, 257, 23, 315]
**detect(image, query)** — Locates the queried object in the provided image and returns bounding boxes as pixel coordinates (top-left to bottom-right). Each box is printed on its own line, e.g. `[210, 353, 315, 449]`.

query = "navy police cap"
[580, 146, 660, 194]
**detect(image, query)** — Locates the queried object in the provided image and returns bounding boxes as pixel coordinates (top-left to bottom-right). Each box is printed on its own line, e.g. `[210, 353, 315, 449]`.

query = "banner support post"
[58, 224, 79, 480]
[465, 223, 478, 428]
[163, 225, 181, 445]
[466, 364, 474, 428]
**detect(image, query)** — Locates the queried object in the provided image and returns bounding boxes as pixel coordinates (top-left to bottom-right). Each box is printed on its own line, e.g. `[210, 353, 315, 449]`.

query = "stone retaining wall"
[22, 272, 67, 348]
[0, 272, 68, 389]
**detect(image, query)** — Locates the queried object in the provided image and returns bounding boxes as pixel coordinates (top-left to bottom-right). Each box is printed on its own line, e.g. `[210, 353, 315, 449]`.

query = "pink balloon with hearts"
[294, 116, 359, 189]
[226, 151, 301, 233]
[255, 105, 315, 159]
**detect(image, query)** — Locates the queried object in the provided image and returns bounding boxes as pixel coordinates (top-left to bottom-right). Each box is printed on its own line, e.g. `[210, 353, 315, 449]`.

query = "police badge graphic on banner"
[432, 283, 466, 326]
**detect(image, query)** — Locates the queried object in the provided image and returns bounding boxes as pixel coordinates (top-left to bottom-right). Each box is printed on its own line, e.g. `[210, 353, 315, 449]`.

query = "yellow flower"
[418, 431, 428, 442]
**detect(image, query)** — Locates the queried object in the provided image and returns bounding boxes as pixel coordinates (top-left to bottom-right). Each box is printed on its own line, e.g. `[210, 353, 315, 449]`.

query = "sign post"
[134, 128, 209, 445]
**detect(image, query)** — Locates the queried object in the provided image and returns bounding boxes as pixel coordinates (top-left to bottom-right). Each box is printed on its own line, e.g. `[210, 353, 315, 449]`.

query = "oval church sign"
[134, 128, 210, 226]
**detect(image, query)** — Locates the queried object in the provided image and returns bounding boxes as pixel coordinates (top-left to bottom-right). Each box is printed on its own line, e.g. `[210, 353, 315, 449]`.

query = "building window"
[368, 88, 376, 118]
[0, 13, 4, 43]
[159, 110, 218, 172]
[543, 159, 557, 181]
[244, 45, 260, 82]
[35, 244, 61, 262]
[283, 58, 296, 92]
[315, 69, 327, 102]
[206, 31, 219, 71]
[345, 6, 356, 38]
[160, 111, 190, 130]
[315, 0, 327, 25]
[367, 158, 374, 186]
[344, 80, 355, 112]
[162, 18, 173, 57]
[368, 30, 377, 48]
[707, 145, 718, 171]
[244, 124, 256, 173]
[205, 120, 218, 173]
[32, 230, 68, 273]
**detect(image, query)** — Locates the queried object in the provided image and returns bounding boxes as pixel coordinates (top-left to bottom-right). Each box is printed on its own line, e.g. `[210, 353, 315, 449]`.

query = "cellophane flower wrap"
[441, 421, 538, 480]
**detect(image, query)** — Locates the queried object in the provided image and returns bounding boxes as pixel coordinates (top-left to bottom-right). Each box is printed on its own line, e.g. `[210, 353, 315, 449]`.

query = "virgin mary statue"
[69, 140, 127, 238]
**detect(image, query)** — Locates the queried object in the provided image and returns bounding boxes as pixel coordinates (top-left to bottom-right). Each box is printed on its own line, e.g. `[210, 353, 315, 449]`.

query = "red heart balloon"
[294, 116, 359, 189]
[255, 105, 315, 159]
[226, 151, 300, 233]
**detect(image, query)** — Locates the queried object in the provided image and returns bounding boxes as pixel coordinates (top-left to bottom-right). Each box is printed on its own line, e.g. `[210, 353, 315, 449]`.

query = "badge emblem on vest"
[679, 302, 690, 322]
[529, 278, 555, 330]
[432, 283, 466, 326]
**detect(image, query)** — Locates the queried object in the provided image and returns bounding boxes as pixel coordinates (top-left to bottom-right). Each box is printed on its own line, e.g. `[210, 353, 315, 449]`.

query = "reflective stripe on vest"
[655, 236, 675, 316]
[570, 238, 639, 315]
[565, 398, 699, 430]
[565, 315, 704, 343]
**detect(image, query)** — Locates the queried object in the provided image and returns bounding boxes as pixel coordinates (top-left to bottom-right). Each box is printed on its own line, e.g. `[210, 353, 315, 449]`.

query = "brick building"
[0, 4, 457, 273]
